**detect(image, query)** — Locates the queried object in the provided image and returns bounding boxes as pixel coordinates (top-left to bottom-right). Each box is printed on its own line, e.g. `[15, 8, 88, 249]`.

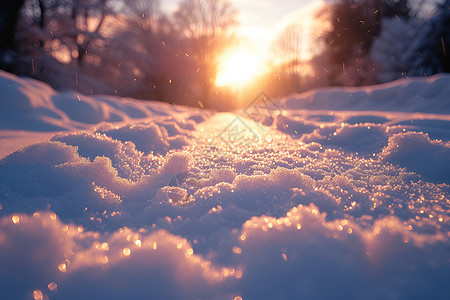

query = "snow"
[282, 73, 450, 113]
[0, 70, 449, 299]
[380, 132, 450, 183]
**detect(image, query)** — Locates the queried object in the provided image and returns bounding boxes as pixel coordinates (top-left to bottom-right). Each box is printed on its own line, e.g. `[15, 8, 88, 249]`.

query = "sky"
[162, 0, 314, 31]
[161, 0, 318, 46]
[161, 0, 327, 81]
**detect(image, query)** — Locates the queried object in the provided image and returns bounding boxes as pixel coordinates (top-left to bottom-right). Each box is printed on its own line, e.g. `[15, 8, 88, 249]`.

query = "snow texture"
[0, 70, 449, 299]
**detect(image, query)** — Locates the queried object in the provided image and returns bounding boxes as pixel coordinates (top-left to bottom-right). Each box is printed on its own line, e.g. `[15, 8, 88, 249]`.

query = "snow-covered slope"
[281, 73, 450, 113]
[0, 70, 449, 300]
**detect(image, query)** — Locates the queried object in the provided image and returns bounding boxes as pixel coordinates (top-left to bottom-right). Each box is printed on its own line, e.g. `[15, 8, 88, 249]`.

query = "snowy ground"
[0, 70, 449, 300]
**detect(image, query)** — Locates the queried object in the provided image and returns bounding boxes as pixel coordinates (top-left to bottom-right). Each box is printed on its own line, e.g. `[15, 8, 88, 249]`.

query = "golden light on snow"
[123, 248, 131, 256]
[98, 255, 109, 264]
[58, 263, 67, 272]
[33, 290, 43, 300]
[232, 246, 242, 254]
[12, 215, 20, 224]
[215, 50, 261, 87]
[48, 282, 57, 291]
[101, 242, 109, 251]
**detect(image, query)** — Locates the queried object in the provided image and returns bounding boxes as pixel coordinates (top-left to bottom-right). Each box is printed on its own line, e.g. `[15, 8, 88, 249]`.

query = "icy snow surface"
[0, 70, 449, 299]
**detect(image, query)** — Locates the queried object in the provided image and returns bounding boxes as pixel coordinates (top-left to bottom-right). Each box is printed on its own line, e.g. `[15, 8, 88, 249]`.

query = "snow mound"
[0, 212, 238, 300]
[97, 121, 191, 155]
[381, 132, 450, 183]
[0, 204, 447, 300]
[2, 141, 80, 165]
[0, 70, 204, 132]
[282, 74, 450, 113]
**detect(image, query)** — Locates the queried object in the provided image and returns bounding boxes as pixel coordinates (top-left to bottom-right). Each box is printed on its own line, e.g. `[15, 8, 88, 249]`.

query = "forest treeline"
[266, 0, 449, 98]
[0, 0, 448, 109]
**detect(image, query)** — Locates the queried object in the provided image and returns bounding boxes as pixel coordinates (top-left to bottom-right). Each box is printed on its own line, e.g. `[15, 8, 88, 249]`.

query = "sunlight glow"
[33, 290, 43, 300]
[215, 50, 261, 87]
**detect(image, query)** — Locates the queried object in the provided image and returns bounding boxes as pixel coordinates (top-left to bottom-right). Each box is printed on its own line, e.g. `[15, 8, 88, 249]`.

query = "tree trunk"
[0, 0, 26, 50]
[38, 0, 45, 29]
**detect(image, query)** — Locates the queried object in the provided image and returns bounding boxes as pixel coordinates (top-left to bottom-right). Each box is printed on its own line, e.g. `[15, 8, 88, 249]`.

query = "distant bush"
[372, 0, 450, 82]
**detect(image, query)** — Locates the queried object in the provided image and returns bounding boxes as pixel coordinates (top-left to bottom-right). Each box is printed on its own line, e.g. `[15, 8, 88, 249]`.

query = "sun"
[215, 50, 261, 87]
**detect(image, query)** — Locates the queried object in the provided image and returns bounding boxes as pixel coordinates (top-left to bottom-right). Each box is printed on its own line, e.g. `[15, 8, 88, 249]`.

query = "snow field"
[0, 71, 449, 299]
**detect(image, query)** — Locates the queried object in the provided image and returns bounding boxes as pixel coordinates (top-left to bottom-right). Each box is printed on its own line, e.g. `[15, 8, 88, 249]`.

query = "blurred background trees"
[0, 0, 448, 109]
[0, 0, 26, 70]
[174, 0, 237, 107]
[272, 24, 304, 93]
[323, 0, 412, 86]
[14, 0, 116, 92]
[1, 0, 236, 107]
[0, 0, 25, 51]
[264, 0, 449, 99]
[401, 0, 450, 76]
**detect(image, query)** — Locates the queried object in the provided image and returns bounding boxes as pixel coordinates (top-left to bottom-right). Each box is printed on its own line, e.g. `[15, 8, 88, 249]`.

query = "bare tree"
[20, 0, 112, 66]
[0, 0, 26, 71]
[69, 0, 110, 66]
[273, 24, 303, 92]
[11, 0, 116, 93]
[174, 0, 237, 107]
[110, 0, 179, 100]
[122, 0, 160, 46]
